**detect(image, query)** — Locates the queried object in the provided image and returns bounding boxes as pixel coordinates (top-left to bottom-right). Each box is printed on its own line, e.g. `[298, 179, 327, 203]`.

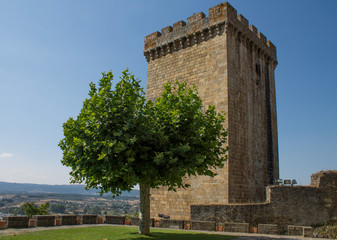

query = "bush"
[22, 202, 50, 217]
[313, 225, 337, 239]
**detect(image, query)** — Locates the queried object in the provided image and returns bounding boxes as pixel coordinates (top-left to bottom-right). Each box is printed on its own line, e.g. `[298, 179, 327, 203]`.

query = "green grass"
[0, 226, 235, 240]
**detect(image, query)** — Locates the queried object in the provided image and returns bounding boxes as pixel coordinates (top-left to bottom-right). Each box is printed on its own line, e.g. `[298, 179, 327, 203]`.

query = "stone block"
[82, 215, 97, 224]
[61, 215, 77, 225]
[191, 221, 216, 231]
[124, 218, 131, 225]
[160, 219, 184, 229]
[33, 215, 55, 227]
[288, 225, 303, 236]
[223, 222, 249, 233]
[3, 216, 29, 228]
[303, 227, 313, 237]
[29, 218, 37, 227]
[258, 224, 279, 235]
[97, 215, 105, 224]
[55, 216, 62, 226]
[105, 215, 125, 225]
[76, 215, 82, 225]
[0, 220, 8, 229]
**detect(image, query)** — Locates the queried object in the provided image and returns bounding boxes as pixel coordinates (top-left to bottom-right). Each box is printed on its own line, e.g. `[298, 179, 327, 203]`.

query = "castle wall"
[191, 171, 337, 228]
[144, 2, 278, 220]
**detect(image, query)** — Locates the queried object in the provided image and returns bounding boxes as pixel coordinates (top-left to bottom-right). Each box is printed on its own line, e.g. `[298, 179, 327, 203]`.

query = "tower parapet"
[144, 2, 277, 65]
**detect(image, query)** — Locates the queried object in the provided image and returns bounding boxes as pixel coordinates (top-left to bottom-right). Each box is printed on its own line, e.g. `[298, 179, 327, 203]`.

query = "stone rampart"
[60, 215, 77, 225]
[32, 215, 55, 227]
[82, 215, 98, 224]
[3, 216, 29, 228]
[191, 171, 337, 229]
[105, 215, 125, 225]
[0, 213, 322, 237]
[159, 219, 185, 229]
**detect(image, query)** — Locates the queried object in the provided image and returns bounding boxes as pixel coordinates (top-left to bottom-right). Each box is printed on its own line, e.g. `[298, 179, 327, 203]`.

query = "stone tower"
[144, 2, 279, 220]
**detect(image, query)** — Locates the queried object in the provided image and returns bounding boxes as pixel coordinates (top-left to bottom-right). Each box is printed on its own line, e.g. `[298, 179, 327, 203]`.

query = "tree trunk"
[139, 184, 150, 235]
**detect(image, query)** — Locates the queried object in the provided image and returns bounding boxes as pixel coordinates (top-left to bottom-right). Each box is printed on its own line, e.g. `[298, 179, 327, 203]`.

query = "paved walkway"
[0, 224, 327, 240]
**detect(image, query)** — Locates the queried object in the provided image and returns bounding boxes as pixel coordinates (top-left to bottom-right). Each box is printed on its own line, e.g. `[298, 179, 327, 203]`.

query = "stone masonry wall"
[147, 24, 230, 220]
[144, 2, 278, 220]
[191, 171, 337, 228]
[225, 11, 279, 203]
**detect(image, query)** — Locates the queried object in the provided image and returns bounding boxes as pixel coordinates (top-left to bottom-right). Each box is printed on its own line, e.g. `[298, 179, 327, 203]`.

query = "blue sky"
[0, 0, 336, 186]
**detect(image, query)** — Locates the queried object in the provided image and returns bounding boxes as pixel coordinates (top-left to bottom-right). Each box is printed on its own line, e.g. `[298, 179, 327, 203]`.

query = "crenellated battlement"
[144, 2, 277, 64]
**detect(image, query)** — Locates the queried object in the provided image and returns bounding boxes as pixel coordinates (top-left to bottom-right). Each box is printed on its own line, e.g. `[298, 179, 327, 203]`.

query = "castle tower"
[144, 2, 279, 220]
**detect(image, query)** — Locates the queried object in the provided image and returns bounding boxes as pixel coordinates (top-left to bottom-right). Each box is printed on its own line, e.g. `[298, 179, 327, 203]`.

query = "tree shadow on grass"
[128, 232, 235, 240]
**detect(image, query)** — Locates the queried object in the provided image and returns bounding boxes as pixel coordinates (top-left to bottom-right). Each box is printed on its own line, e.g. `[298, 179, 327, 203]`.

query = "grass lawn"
[0, 226, 236, 240]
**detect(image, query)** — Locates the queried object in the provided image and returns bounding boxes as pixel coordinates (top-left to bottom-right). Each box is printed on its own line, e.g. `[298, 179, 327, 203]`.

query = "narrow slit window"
[255, 63, 261, 85]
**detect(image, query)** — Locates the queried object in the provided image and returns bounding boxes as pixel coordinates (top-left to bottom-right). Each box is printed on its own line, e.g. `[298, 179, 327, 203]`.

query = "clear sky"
[0, 0, 336, 186]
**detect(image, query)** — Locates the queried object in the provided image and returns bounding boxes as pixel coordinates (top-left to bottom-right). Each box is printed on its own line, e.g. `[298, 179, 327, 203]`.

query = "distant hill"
[0, 181, 139, 197]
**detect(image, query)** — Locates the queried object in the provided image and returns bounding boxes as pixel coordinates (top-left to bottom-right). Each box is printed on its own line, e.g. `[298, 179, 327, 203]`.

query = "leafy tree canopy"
[22, 201, 49, 217]
[59, 69, 228, 234]
[60, 69, 227, 195]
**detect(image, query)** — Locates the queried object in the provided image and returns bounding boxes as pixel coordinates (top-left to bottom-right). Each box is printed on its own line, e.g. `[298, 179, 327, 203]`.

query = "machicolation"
[144, 2, 277, 65]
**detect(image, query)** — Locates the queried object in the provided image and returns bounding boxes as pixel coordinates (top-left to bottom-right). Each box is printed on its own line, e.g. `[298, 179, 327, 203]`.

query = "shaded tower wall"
[225, 7, 279, 203]
[144, 2, 278, 220]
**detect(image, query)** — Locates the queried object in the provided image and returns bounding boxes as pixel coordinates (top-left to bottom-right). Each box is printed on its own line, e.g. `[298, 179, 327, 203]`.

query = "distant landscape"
[0, 181, 139, 219]
[0, 181, 139, 197]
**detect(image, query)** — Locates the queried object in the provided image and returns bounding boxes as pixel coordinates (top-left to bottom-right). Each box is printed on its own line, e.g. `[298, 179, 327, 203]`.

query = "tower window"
[255, 63, 261, 85]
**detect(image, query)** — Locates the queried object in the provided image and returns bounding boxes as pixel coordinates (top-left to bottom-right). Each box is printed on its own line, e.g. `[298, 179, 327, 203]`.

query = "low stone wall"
[0, 214, 317, 238]
[258, 224, 279, 235]
[60, 215, 77, 225]
[223, 222, 249, 233]
[3, 216, 29, 228]
[191, 171, 337, 228]
[191, 203, 270, 226]
[159, 219, 185, 229]
[33, 215, 55, 227]
[82, 215, 98, 224]
[288, 225, 313, 238]
[191, 221, 216, 231]
[130, 217, 139, 226]
[105, 215, 125, 225]
[0, 220, 8, 229]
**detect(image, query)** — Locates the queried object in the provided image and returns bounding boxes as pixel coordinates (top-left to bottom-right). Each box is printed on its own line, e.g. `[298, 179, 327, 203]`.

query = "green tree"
[89, 205, 101, 215]
[59, 70, 228, 235]
[22, 202, 49, 217]
[50, 204, 66, 214]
